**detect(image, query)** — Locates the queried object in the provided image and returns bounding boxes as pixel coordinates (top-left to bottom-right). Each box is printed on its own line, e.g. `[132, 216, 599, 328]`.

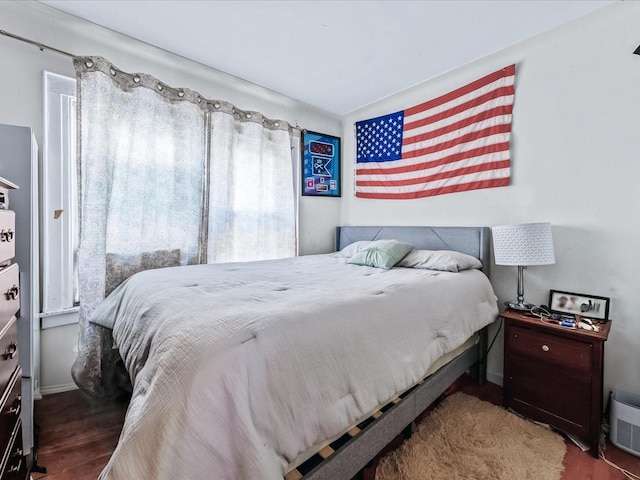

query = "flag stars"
[355, 111, 404, 162]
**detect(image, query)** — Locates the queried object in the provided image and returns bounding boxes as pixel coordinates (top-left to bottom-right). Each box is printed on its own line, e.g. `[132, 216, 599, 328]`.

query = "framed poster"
[301, 130, 341, 197]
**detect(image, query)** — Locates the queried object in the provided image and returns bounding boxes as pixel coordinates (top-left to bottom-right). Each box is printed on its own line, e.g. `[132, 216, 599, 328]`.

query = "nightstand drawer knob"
[541, 344, 550, 352]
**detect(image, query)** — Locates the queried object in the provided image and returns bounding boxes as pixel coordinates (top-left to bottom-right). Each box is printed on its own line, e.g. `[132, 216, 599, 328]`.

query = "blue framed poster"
[301, 130, 341, 197]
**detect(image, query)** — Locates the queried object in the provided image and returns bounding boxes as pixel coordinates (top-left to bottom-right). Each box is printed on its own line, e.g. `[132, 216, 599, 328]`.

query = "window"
[42, 71, 299, 327]
[42, 71, 78, 323]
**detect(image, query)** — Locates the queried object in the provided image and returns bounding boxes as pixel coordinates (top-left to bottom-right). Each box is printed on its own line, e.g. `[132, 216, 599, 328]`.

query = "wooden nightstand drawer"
[507, 324, 592, 371]
[508, 358, 591, 436]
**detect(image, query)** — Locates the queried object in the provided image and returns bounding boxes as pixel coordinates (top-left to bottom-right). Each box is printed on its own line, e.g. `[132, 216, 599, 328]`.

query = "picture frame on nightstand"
[549, 289, 610, 322]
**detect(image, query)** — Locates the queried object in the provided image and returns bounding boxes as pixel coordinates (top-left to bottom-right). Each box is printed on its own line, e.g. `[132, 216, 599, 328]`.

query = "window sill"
[40, 307, 79, 329]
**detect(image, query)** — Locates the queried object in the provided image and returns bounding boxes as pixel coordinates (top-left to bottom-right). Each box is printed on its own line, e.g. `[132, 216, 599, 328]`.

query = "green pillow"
[347, 239, 414, 269]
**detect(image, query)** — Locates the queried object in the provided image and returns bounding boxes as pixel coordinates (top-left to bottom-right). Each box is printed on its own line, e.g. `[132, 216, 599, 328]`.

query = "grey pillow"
[347, 239, 413, 269]
[396, 249, 482, 272]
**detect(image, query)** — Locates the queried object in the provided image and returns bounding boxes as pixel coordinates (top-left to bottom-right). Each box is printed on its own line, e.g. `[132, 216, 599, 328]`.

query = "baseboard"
[39, 382, 78, 396]
[486, 371, 503, 387]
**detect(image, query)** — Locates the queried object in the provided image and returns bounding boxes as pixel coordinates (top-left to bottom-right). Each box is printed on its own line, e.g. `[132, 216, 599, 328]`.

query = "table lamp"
[492, 222, 555, 311]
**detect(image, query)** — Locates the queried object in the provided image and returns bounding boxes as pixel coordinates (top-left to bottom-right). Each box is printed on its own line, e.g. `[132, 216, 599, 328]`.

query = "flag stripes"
[355, 65, 515, 199]
[356, 152, 511, 183]
[403, 101, 513, 146]
[355, 177, 510, 200]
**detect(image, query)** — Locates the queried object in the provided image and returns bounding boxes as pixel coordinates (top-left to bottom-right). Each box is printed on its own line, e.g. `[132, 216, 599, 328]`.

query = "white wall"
[341, 1, 640, 397]
[0, 0, 341, 393]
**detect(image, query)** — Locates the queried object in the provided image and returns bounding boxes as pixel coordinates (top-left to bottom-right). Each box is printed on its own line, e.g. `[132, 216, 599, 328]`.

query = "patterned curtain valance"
[74, 56, 292, 132]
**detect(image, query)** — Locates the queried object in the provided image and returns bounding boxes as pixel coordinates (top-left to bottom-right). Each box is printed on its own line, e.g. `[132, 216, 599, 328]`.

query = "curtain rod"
[1, 29, 303, 131]
[0, 29, 79, 59]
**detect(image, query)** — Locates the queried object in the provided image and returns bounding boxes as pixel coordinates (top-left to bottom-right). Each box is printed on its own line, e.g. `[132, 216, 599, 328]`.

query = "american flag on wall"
[355, 65, 515, 199]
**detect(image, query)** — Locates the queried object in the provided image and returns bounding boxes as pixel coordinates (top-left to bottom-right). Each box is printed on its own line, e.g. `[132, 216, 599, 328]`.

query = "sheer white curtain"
[208, 108, 296, 262]
[76, 59, 207, 308]
[72, 56, 295, 395]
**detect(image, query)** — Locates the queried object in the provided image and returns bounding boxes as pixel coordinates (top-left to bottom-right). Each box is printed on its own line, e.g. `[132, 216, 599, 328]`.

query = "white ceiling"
[40, 0, 611, 116]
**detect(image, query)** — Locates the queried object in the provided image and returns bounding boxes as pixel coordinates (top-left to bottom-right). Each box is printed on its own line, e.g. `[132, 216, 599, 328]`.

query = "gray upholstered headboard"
[335, 226, 491, 278]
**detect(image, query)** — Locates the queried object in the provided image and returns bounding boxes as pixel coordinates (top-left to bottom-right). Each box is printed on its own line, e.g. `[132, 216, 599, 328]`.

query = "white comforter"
[93, 254, 498, 480]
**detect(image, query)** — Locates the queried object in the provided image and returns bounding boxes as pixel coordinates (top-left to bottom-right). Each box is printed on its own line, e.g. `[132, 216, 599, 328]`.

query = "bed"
[83, 225, 498, 480]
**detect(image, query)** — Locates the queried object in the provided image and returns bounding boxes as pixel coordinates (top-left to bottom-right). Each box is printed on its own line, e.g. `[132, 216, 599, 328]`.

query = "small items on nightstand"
[577, 317, 598, 331]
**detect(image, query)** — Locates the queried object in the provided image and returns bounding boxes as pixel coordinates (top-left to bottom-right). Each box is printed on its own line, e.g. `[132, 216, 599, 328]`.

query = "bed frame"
[292, 226, 493, 480]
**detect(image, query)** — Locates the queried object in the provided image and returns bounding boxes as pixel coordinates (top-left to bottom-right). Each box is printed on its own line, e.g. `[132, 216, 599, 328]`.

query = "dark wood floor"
[31, 389, 130, 480]
[30, 377, 640, 480]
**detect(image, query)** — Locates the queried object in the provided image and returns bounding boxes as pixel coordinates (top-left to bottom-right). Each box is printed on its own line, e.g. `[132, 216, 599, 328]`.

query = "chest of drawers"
[0, 177, 27, 480]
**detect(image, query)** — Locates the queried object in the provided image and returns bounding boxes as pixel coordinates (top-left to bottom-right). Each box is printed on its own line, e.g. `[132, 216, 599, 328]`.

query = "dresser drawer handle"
[8, 395, 21, 415]
[4, 342, 17, 360]
[5, 285, 19, 300]
[7, 457, 22, 473]
[0, 228, 14, 242]
[541, 344, 550, 352]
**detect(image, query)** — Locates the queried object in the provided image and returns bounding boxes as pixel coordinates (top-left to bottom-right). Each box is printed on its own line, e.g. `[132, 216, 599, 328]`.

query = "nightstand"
[501, 308, 611, 457]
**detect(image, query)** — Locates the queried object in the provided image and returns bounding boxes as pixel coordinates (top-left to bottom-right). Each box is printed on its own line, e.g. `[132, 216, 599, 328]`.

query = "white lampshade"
[492, 222, 555, 266]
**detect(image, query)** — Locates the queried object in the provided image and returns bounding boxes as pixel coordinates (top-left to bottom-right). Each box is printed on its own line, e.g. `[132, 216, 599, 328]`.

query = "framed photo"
[301, 130, 341, 197]
[549, 290, 610, 322]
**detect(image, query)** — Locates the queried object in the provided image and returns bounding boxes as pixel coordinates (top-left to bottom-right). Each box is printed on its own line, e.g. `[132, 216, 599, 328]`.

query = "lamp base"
[505, 301, 534, 311]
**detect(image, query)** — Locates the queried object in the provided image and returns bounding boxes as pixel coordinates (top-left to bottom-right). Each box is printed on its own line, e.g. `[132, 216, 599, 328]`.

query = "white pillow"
[333, 240, 374, 258]
[396, 249, 482, 272]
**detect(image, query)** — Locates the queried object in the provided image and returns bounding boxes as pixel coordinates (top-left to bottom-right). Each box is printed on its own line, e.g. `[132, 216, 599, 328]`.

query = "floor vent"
[610, 389, 640, 457]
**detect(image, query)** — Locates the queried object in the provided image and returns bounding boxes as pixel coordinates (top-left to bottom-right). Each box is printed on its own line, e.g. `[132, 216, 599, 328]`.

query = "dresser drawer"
[0, 211, 15, 266]
[0, 264, 19, 331]
[0, 317, 18, 398]
[0, 186, 8, 209]
[0, 371, 20, 470]
[507, 324, 592, 371]
[0, 419, 26, 480]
